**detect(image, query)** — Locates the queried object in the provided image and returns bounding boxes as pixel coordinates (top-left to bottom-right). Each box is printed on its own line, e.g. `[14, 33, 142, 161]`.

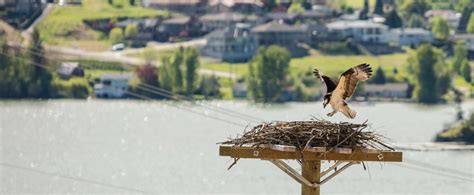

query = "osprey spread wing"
[313, 63, 373, 119]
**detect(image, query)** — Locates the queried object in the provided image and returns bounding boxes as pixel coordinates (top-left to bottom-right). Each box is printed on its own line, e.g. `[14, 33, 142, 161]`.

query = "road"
[21, 3, 55, 43]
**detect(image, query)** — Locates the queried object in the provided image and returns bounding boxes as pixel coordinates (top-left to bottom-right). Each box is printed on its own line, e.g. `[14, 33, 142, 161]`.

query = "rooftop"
[251, 21, 304, 33]
[200, 12, 246, 22]
[327, 20, 388, 29]
[391, 28, 431, 35]
[162, 16, 190, 24]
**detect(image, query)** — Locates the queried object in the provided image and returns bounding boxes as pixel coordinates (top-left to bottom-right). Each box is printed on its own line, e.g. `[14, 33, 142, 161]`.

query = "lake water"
[1, 100, 473, 194]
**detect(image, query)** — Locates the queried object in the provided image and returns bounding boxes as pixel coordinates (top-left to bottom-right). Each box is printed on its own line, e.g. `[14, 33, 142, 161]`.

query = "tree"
[467, 13, 474, 34]
[400, 0, 430, 18]
[135, 63, 159, 87]
[287, 2, 305, 14]
[124, 24, 138, 39]
[108, 0, 113, 5]
[159, 56, 173, 91]
[431, 17, 450, 41]
[171, 47, 184, 93]
[198, 75, 221, 99]
[247, 45, 291, 102]
[359, 0, 369, 20]
[184, 47, 199, 95]
[374, 0, 384, 15]
[129, 0, 135, 6]
[461, 59, 472, 82]
[407, 14, 425, 28]
[262, 0, 277, 12]
[109, 27, 123, 43]
[27, 28, 53, 98]
[451, 42, 468, 74]
[409, 44, 450, 103]
[372, 67, 386, 84]
[384, 10, 403, 28]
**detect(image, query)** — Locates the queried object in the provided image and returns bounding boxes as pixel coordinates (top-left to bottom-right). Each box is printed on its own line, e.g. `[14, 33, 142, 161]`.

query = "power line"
[3, 44, 265, 124]
[0, 51, 247, 127]
[0, 162, 153, 194]
[4, 43, 474, 186]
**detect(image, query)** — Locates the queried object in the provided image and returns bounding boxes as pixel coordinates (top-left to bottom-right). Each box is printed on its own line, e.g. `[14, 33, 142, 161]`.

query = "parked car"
[111, 43, 125, 51]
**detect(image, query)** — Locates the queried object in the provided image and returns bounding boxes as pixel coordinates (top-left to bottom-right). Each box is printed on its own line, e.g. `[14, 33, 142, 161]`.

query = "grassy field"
[201, 53, 409, 79]
[37, 0, 168, 51]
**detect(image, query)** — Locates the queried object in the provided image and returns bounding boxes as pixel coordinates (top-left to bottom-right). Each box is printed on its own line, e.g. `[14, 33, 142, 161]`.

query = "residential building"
[208, 0, 262, 14]
[390, 28, 433, 47]
[202, 23, 258, 62]
[157, 16, 202, 42]
[115, 18, 160, 46]
[451, 34, 474, 59]
[425, 9, 461, 29]
[265, 12, 302, 25]
[326, 20, 390, 43]
[94, 74, 132, 98]
[200, 12, 260, 32]
[57, 62, 84, 80]
[251, 21, 307, 56]
[363, 83, 409, 99]
[142, 0, 207, 14]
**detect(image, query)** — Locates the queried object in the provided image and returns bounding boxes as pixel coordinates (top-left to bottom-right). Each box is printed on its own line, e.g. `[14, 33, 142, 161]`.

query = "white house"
[326, 20, 390, 43]
[94, 74, 131, 98]
[389, 28, 433, 47]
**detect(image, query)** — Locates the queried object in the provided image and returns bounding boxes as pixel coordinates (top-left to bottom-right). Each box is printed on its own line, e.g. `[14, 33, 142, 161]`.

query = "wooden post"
[301, 160, 321, 195]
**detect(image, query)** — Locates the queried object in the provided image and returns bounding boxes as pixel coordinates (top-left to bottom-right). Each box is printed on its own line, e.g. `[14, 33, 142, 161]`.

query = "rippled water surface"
[1, 100, 473, 194]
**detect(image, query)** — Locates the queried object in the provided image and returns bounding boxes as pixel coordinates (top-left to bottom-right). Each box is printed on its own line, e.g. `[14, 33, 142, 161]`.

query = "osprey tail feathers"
[339, 105, 357, 119]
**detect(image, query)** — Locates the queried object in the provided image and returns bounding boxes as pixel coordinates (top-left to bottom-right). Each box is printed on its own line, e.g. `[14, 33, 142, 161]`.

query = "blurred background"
[0, 0, 473, 194]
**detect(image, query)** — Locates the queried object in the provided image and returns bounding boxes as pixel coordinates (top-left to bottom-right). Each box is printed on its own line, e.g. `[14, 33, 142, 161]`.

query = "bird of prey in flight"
[313, 63, 373, 119]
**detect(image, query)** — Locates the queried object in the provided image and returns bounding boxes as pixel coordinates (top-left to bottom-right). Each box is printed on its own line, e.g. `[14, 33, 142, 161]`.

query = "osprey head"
[323, 93, 331, 108]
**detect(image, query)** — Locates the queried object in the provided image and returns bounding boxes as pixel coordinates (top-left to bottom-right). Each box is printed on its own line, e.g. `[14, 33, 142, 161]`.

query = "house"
[115, 18, 160, 46]
[326, 20, 390, 44]
[94, 74, 132, 98]
[57, 62, 84, 80]
[390, 28, 433, 47]
[424, 9, 461, 29]
[362, 83, 409, 99]
[200, 12, 260, 32]
[157, 16, 202, 42]
[232, 82, 247, 98]
[451, 34, 474, 59]
[300, 23, 328, 45]
[202, 23, 258, 62]
[265, 12, 302, 25]
[142, 0, 207, 14]
[208, 0, 263, 14]
[251, 21, 307, 56]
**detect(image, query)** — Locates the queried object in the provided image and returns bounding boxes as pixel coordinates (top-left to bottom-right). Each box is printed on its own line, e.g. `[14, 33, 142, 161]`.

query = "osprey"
[313, 63, 373, 119]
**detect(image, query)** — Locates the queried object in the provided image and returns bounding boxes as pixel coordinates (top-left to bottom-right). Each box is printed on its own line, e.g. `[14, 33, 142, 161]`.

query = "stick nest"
[221, 119, 394, 151]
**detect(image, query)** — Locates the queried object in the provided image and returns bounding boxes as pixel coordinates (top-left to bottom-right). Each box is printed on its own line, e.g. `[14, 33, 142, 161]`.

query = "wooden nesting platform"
[220, 145, 402, 195]
[220, 146, 402, 162]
